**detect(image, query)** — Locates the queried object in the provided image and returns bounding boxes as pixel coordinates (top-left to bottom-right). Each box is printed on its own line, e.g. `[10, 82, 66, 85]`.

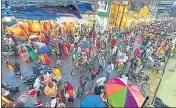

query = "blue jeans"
[106, 72, 111, 81]
[79, 85, 85, 96]
[97, 65, 103, 75]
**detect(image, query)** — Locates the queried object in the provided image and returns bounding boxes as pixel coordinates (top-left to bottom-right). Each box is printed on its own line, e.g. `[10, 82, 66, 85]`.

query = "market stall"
[56, 17, 88, 36]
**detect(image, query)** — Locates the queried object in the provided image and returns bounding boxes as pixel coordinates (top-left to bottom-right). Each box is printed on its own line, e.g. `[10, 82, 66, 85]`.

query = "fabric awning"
[73, 2, 96, 14]
[3, 21, 17, 27]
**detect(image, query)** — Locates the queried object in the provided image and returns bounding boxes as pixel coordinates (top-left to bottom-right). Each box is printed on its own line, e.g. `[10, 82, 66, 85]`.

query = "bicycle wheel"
[141, 82, 150, 93]
[71, 68, 78, 76]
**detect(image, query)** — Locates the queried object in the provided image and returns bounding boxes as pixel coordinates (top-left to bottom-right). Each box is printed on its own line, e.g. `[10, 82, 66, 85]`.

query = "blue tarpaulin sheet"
[15, 8, 57, 20]
[14, 13, 57, 20]
[18, 8, 46, 15]
[73, 2, 95, 14]
[3, 21, 17, 27]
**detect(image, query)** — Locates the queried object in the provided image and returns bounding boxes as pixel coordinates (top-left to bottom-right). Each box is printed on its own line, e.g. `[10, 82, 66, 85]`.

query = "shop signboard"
[98, 12, 109, 17]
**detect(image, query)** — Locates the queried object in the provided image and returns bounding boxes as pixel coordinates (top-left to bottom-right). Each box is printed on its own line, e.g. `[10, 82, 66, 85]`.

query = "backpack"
[79, 75, 88, 86]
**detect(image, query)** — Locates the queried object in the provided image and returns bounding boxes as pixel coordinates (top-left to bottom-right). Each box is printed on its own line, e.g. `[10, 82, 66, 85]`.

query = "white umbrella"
[96, 77, 106, 86]
[29, 35, 39, 39]
[33, 42, 46, 48]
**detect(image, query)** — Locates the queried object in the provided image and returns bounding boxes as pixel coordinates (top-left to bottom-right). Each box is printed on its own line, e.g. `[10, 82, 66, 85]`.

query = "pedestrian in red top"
[111, 37, 117, 47]
[65, 41, 71, 53]
[134, 48, 142, 57]
[96, 39, 101, 50]
[92, 31, 96, 42]
[43, 38, 48, 45]
[62, 42, 69, 58]
[64, 81, 74, 104]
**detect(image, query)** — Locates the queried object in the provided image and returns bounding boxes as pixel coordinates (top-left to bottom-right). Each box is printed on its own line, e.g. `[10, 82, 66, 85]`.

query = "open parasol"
[37, 45, 51, 54]
[81, 41, 89, 48]
[80, 95, 106, 107]
[105, 77, 144, 107]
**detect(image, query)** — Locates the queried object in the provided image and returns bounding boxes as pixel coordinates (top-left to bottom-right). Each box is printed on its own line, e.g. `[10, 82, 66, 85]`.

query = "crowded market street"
[1, 1, 176, 107]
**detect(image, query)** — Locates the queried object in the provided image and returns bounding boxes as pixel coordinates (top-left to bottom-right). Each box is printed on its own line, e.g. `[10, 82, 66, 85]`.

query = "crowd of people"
[2, 19, 176, 107]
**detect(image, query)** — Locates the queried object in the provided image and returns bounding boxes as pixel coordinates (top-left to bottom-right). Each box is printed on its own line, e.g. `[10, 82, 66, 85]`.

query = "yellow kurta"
[52, 68, 61, 80]
[8, 65, 15, 72]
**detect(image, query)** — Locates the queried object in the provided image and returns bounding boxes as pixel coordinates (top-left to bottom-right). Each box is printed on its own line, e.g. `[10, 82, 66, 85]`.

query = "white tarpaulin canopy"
[29, 35, 39, 39]
[57, 17, 88, 24]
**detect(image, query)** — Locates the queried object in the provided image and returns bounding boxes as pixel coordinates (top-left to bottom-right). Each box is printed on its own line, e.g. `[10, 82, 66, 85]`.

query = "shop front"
[109, 2, 128, 29]
[96, 1, 110, 31]
[109, 2, 153, 29]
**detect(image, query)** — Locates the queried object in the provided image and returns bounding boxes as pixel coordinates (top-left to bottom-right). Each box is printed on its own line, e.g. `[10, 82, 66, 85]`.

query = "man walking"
[106, 62, 112, 81]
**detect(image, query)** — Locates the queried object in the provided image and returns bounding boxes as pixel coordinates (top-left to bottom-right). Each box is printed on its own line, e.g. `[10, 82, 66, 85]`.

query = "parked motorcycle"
[147, 55, 165, 72]
[39, 65, 52, 74]
[151, 54, 165, 62]
[11, 60, 21, 76]
[2, 45, 15, 57]
[20, 75, 37, 85]
[2, 82, 19, 94]
[128, 68, 150, 94]
[2, 88, 15, 102]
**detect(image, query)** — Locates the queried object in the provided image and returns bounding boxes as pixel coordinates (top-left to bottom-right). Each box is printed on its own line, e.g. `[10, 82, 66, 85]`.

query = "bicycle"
[71, 62, 83, 76]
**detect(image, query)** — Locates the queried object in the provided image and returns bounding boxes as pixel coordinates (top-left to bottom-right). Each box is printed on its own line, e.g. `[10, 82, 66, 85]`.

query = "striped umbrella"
[105, 77, 144, 107]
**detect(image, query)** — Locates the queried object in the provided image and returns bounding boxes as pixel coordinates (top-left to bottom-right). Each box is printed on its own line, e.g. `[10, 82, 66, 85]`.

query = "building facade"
[96, 1, 111, 31]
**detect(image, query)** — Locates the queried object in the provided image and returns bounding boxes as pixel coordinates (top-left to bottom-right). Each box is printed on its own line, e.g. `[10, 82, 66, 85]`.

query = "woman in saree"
[64, 81, 74, 104]
[17, 85, 37, 105]
[18, 47, 30, 63]
[72, 43, 79, 62]
[62, 41, 69, 58]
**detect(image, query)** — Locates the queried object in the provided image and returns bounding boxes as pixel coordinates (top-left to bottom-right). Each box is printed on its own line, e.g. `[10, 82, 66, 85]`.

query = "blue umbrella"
[82, 41, 89, 48]
[80, 95, 106, 107]
[37, 45, 50, 54]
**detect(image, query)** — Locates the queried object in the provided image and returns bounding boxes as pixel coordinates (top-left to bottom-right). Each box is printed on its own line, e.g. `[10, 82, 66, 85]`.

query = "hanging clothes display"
[43, 53, 51, 65]
[26, 46, 36, 60]
[39, 54, 45, 63]
[18, 48, 30, 63]
[63, 42, 69, 58]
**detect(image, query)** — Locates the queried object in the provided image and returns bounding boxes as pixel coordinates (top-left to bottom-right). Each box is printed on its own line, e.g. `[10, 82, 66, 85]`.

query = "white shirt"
[8, 38, 14, 45]
[83, 55, 87, 62]
[77, 47, 82, 53]
[74, 36, 79, 43]
[96, 77, 106, 86]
